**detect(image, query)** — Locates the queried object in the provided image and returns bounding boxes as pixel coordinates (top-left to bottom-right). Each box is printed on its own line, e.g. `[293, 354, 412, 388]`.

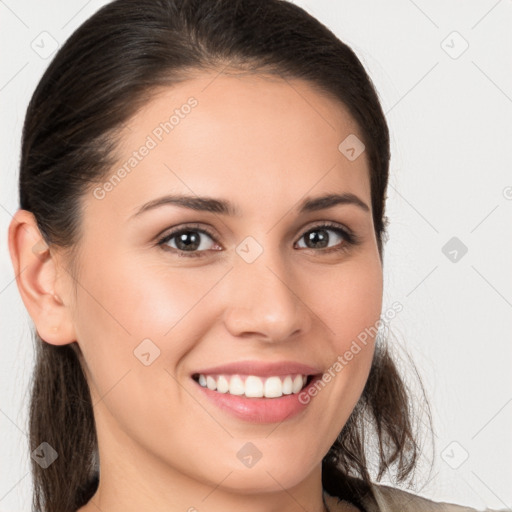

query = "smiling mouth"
[191, 373, 316, 399]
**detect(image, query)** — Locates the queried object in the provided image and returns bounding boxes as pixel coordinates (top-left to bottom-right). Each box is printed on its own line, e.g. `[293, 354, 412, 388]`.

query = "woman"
[7, 1, 507, 511]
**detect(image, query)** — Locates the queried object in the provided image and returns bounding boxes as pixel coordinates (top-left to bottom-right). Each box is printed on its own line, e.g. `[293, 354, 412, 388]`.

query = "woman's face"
[63, 72, 383, 498]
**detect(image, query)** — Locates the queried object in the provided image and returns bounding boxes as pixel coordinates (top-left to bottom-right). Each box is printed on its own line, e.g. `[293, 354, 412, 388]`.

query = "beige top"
[323, 483, 509, 512]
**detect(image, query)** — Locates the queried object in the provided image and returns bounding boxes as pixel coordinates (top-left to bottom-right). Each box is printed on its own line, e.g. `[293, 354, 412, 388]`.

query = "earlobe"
[8, 209, 77, 346]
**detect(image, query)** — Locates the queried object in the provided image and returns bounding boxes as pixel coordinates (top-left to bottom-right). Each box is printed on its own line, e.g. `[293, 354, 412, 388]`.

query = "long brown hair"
[19, 1, 433, 510]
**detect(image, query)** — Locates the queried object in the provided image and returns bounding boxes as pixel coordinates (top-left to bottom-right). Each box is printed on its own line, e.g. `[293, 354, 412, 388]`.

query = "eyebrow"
[130, 192, 370, 219]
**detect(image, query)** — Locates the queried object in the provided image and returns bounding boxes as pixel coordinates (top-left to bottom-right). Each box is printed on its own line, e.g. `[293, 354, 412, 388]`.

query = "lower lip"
[193, 375, 321, 423]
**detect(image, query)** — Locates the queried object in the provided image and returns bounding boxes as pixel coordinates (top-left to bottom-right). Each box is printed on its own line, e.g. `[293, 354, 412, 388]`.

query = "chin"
[211, 468, 309, 495]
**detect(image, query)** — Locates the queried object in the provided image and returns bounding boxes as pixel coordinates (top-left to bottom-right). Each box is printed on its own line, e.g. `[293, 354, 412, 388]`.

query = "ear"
[8, 209, 76, 345]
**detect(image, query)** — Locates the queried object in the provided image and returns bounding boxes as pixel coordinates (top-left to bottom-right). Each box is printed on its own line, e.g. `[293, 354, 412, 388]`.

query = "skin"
[9, 71, 382, 512]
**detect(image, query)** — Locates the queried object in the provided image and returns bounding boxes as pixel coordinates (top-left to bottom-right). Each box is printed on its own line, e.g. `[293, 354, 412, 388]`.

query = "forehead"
[89, 72, 371, 220]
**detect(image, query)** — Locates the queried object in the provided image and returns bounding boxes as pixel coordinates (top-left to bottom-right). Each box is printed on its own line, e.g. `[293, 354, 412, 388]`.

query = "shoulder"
[366, 482, 507, 512]
[324, 482, 509, 512]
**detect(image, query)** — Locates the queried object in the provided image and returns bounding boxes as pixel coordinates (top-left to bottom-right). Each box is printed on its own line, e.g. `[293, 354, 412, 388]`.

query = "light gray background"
[1, 1, 511, 510]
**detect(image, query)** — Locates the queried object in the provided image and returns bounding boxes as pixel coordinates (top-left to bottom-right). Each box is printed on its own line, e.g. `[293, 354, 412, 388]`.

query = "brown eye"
[158, 226, 219, 257]
[295, 224, 354, 252]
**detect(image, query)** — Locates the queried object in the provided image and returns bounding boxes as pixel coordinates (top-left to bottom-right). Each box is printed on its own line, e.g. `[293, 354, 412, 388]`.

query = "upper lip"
[192, 360, 323, 377]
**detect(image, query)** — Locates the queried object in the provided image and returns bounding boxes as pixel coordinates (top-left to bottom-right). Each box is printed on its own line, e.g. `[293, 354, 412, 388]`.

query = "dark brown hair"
[19, 1, 433, 511]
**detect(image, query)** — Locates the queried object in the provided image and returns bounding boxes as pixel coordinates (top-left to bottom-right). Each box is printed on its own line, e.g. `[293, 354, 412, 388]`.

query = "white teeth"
[245, 376, 263, 397]
[264, 376, 283, 398]
[229, 375, 245, 395]
[282, 375, 293, 395]
[216, 375, 229, 393]
[206, 375, 216, 390]
[195, 373, 310, 398]
[292, 375, 303, 394]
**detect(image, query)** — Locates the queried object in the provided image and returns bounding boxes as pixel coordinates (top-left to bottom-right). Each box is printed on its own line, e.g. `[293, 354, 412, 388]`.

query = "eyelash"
[156, 222, 361, 258]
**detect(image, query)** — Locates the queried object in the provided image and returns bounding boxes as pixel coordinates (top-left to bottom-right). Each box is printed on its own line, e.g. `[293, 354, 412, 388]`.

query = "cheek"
[304, 257, 383, 422]
[70, 252, 227, 396]
[73, 251, 213, 344]
[312, 256, 383, 353]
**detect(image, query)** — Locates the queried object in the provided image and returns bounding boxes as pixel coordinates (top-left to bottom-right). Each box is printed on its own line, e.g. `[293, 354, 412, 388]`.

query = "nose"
[222, 249, 312, 344]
